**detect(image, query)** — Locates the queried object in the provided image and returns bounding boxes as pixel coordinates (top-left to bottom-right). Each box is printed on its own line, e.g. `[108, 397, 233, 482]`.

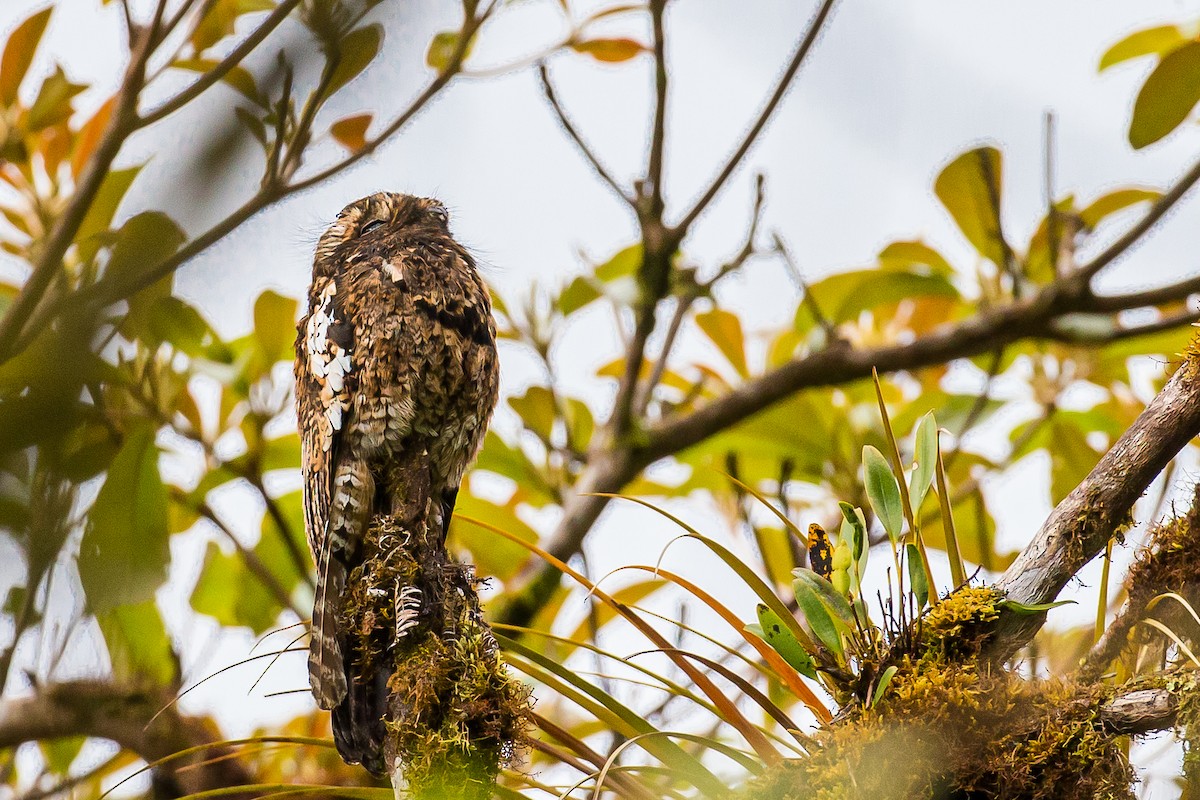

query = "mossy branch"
[991, 335, 1200, 659]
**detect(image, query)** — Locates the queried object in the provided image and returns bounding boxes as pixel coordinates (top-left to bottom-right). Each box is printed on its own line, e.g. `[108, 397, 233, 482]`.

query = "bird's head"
[314, 192, 451, 267]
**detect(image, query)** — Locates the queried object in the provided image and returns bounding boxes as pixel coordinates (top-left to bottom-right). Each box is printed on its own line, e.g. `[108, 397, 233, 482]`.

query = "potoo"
[294, 193, 499, 768]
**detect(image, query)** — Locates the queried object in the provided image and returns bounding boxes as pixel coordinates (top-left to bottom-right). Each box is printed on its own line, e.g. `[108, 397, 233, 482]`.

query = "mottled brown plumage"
[294, 193, 498, 770]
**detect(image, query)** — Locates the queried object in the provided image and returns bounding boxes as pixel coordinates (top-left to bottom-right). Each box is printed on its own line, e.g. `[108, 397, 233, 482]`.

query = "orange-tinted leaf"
[71, 96, 114, 178]
[570, 37, 648, 63]
[695, 308, 748, 377]
[1099, 25, 1186, 72]
[1129, 41, 1200, 149]
[37, 122, 70, 173]
[0, 7, 52, 106]
[330, 113, 371, 153]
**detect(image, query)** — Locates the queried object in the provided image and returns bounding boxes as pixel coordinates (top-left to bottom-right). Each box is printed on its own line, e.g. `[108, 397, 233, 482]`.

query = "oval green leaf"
[934, 146, 1006, 267]
[906, 542, 928, 610]
[909, 411, 937, 508]
[1129, 41, 1200, 149]
[863, 444, 903, 543]
[871, 665, 898, 708]
[751, 605, 818, 680]
[330, 24, 382, 94]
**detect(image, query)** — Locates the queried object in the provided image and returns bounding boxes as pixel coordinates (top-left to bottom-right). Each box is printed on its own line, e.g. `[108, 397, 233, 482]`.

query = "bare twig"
[139, 0, 303, 127]
[644, 0, 670, 217]
[538, 63, 633, 205]
[773, 230, 838, 342]
[1083, 274, 1200, 313]
[672, 0, 836, 234]
[190, 496, 302, 618]
[0, 17, 159, 362]
[1075, 155, 1200, 282]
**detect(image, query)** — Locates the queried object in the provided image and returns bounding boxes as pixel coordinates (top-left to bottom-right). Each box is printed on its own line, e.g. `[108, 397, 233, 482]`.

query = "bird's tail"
[308, 539, 348, 710]
[331, 655, 391, 776]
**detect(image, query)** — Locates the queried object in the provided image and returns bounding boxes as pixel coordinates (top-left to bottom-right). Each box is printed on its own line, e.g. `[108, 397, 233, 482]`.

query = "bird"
[294, 192, 499, 770]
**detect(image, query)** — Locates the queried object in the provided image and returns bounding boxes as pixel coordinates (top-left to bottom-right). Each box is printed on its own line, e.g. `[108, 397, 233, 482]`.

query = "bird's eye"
[359, 219, 386, 235]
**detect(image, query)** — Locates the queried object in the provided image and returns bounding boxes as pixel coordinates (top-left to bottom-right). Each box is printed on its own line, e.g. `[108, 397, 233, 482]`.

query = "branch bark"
[1100, 687, 1178, 736]
[991, 339, 1200, 658]
[501, 278, 1200, 628]
[0, 681, 254, 797]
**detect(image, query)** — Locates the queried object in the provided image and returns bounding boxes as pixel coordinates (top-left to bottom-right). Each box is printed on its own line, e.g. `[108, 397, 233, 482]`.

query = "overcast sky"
[5, 1, 1200, 796]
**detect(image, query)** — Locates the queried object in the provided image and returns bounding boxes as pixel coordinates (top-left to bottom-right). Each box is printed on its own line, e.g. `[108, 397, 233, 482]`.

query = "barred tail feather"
[308, 541, 348, 710]
[331, 658, 391, 776]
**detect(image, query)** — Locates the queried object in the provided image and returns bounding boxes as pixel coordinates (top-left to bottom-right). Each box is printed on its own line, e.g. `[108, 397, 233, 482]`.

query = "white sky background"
[4, 0, 1200, 796]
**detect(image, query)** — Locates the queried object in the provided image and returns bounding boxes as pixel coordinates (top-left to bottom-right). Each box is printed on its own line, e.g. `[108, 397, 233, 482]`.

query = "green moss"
[917, 586, 1002, 660]
[744, 660, 1134, 800]
[744, 582, 1140, 800]
[341, 516, 532, 799]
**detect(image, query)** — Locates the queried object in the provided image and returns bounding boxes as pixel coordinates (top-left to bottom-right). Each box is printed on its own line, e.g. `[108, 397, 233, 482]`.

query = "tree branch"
[1100, 687, 1178, 736]
[537, 63, 633, 206]
[138, 0, 304, 128]
[991, 336, 1200, 658]
[671, 0, 836, 235]
[0, 16, 158, 363]
[0, 681, 254, 797]
[1076, 155, 1200, 281]
[500, 278, 1200, 628]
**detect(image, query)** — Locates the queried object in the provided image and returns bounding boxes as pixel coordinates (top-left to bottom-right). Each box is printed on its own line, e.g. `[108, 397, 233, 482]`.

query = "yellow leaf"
[695, 308, 748, 377]
[934, 146, 1006, 267]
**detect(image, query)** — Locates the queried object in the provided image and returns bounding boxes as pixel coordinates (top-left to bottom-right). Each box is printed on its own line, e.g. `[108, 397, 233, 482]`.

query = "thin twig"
[138, 0, 303, 127]
[1083, 274, 1200, 313]
[944, 347, 1005, 473]
[672, 0, 837, 234]
[538, 63, 633, 205]
[633, 296, 692, 417]
[0, 17, 157, 362]
[189, 496, 302, 618]
[249, 474, 313, 589]
[772, 230, 837, 341]
[1043, 307, 1200, 345]
[645, 0, 669, 217]
[1076, 155, 1200, 281]
[1044, 111, 1061, 277]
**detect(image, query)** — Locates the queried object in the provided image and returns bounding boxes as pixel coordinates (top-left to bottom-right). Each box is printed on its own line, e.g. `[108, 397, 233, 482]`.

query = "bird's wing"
[296, 276, 356, 708]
